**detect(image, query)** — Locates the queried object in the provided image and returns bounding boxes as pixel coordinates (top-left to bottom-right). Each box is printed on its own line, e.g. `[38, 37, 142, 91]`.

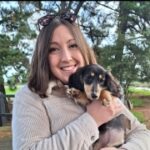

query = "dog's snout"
[91, 93, 98, 99]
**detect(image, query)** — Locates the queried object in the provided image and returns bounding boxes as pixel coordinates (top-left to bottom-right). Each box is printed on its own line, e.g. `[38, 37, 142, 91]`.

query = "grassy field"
[128, 86, 150, 96]
[128, 86, 150, 123]
[5, 85, 150, 95]
[132, 111, 146, 123]
[5, 85, 23, 95]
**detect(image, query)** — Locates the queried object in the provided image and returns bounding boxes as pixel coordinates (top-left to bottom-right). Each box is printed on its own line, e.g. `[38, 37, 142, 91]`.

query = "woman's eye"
[69, 43, 78, 49]
[49, 47, 60, 54]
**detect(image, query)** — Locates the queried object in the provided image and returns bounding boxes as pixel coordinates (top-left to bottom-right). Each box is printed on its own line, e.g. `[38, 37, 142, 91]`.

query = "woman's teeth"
[61, 64, 77, 71]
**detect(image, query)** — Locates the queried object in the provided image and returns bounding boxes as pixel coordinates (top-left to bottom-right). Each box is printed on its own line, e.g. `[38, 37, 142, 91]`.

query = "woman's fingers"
[87, 97, 123, 126]
[107, 97, 123, 116]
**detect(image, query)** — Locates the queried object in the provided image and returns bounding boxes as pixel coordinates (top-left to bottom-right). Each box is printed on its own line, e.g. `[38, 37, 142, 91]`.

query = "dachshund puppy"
[66, 64, 130, 149]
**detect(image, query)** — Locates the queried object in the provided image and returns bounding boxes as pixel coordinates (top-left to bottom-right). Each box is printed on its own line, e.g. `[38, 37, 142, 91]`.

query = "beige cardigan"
[12, 82, 150, 150]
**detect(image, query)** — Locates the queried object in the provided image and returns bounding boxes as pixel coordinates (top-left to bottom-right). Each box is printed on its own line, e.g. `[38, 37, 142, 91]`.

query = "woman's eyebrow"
[67, 39, 76, 44]
[50, 42, 59, 46]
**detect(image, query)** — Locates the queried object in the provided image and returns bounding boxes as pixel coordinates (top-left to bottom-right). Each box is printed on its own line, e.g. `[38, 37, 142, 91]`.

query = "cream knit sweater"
[12, 83, 150, 150]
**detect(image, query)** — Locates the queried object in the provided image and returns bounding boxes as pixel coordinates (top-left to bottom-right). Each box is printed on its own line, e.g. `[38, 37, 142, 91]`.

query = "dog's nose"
[91, 93, 98, 99]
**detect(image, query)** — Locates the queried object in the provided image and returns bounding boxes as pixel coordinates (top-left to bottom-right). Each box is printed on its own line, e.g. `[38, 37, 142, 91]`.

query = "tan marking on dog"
[66, 88, 90, 106]
[84, 83, 103, 100]
[66, 88, 81, 97]
[76, 92, 90, 106]
[99, 74, 103, 80]
[100, 90, 112, 106]
[46, 81, 57, 96]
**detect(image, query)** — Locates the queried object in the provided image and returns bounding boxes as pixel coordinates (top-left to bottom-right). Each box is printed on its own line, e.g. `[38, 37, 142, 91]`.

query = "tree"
[0, 1, 36, 94]
[0, 1, 86, 94]
[93, 1, 150, 97]
[0, 1, 149, 99]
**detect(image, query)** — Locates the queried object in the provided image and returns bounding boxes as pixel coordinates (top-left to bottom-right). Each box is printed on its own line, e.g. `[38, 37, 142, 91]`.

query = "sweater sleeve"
[12, 88, 99, 150]
[119, 100, 150, 150]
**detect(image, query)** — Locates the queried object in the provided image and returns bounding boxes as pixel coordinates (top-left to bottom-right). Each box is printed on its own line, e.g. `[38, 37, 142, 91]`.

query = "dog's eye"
[98, 76, 105, 83]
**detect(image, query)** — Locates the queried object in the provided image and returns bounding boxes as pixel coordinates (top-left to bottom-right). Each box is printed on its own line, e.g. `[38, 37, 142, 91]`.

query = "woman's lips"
[61, 64, 77, 73]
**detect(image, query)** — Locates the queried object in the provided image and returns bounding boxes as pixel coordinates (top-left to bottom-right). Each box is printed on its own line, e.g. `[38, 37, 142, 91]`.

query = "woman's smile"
[60, 64, 77, 72]
[49, 25, 85, 83]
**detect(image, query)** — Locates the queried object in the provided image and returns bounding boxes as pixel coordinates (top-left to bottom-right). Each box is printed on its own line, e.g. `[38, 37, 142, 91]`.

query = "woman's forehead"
[51, 25, 75, 42]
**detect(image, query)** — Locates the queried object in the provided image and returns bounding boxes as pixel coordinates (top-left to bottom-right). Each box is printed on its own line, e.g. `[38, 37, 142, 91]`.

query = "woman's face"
[48, 25, 85, 84]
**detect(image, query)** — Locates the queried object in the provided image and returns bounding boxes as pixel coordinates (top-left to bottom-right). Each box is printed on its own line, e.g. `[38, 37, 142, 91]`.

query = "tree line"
[0, 1, 150, 98]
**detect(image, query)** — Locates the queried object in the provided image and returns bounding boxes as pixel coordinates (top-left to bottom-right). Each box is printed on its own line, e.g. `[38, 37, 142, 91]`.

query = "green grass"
[130, 98, 144, 107]
[128, 86, 150, 96]
[5, 85, 22, 95]
[132, 111, 145, 123]
[128, 86, 150, 123]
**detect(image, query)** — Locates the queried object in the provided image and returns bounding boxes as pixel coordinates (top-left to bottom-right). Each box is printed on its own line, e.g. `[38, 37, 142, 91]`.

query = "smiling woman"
[48, 25, 85, 84]
[12, 11, 150, 150]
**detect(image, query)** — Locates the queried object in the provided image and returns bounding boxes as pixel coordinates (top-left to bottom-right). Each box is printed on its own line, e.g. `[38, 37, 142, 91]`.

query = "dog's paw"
[100, 90, 112, 106]
[102, 98, 111, 106]
[66, 88, 81, 97]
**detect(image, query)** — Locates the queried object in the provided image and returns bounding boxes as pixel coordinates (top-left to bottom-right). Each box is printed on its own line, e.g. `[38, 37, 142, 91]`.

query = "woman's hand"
[86, 96, 123, 126]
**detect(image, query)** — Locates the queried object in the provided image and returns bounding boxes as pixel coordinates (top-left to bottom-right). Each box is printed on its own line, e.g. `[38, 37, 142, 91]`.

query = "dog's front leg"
[76, 92, 90, 106]
[100, 90, 112, 106]
[66, 87, 90, 106]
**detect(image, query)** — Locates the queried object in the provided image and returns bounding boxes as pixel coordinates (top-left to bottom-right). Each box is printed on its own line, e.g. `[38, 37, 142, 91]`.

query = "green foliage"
[0, 1, 150, 95]
[128, 87, 150, 96]
[130, 98, 144, 107]
[5, 85, 22, 95]
[94, 1, 150, 95]
[132, 111, 145, 123]
[0, 2, 36, 92]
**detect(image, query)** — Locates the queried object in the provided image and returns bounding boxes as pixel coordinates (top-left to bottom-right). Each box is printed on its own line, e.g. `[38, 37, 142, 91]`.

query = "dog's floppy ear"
[104, 72, 121, 98]
[68, 67, 85, 91]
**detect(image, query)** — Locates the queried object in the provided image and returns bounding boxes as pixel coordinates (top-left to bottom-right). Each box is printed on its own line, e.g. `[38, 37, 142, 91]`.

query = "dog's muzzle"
[91, 92, 98, 100]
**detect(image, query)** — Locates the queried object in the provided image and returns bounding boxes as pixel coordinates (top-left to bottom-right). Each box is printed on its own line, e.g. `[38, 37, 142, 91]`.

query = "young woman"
[12, 11, 150, 150]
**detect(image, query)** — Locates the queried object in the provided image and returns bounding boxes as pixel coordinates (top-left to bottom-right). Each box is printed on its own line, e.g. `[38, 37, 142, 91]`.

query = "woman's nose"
[61, 47, 72, 61]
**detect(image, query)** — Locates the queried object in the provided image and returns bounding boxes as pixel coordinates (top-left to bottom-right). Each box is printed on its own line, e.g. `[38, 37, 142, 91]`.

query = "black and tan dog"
[66, 64, 130, 149]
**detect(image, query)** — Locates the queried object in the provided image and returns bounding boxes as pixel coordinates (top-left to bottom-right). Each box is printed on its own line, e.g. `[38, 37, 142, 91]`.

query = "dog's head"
[68, 64, 122, 101]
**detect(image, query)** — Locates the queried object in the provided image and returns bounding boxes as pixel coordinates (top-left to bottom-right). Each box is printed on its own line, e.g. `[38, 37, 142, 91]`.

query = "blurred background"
[0, 1, 150, 150]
